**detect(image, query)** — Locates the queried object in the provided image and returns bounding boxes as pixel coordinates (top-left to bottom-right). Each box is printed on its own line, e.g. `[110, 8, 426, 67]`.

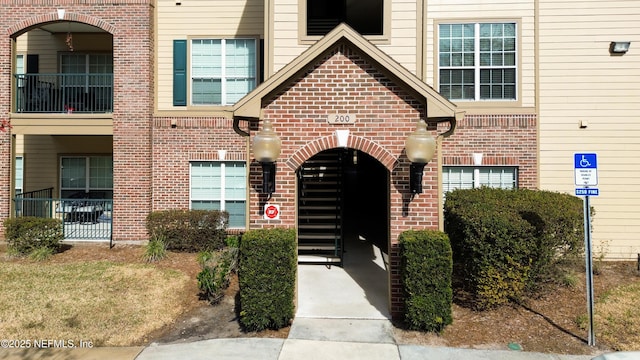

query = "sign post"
[574, 153, 597, 346]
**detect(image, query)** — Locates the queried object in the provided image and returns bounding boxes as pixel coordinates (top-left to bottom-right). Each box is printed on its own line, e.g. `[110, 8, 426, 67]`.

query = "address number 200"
[327, 113, 356, 124]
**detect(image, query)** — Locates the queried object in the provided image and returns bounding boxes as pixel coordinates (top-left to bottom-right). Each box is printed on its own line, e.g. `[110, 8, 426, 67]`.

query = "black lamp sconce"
[405, 119, 436, 194]
[252, 120, 281, 197]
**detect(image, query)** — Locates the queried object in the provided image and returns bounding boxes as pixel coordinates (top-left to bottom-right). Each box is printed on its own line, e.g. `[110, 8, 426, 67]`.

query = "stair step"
[298, 254, 342, 264]
[298, 224, 340, 230]
[298, 244, 336, 251]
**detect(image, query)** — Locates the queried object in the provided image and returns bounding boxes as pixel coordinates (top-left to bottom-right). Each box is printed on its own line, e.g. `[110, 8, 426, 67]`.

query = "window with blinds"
[191, 39, 256, 106]
[439, 22, 517, 101]
[190, 161, 246, 228]
[443, 166, 517, 194]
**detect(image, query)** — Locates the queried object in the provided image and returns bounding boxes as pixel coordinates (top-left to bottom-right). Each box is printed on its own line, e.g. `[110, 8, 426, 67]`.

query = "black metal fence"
[14, 73, 113, 114]
[13, 189, 112, 240]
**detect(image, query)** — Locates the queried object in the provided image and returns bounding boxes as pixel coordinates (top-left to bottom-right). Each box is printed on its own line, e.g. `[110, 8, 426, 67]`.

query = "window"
[191, 39, 257, 106]
[15, 156, 23, 194]
[16, 55, 25, 88]
[439, 23, 516, 101]
[306, 0, 384, 36]
[190, 161, 246, 228]
[60, 53, 113, 111]
[60, 156, 113, 199]
[443, 166, 517, 193]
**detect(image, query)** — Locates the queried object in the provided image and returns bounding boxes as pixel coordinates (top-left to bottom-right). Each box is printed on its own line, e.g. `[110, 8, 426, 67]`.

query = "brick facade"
[252, 44, 441, 317]
[151, 117, 248, 211]
[440, 114, 538, 189]
[0, 0, 154, 240]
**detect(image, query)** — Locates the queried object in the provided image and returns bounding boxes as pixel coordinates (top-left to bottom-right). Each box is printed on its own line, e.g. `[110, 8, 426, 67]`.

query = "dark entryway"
[297, 148, 389, 265]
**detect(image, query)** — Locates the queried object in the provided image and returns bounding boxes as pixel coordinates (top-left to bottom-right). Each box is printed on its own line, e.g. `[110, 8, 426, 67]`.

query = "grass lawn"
[593, 280, 640, 351]
[0, 260, 191, 346]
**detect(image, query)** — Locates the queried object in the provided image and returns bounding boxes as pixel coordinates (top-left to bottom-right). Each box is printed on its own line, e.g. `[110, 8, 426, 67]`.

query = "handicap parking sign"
[574, 153, 598, 186]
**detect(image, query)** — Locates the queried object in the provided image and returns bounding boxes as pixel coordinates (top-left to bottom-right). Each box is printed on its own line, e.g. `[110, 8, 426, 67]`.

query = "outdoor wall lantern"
[405, 119, 436, 194]
[252, 119, 281, 195]
[609, 41, 631, 55]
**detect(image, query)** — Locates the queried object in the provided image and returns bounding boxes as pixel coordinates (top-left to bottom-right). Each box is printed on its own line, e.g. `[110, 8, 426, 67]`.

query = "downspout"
[435, 112, 463, 231]
[233, 117, 251, 137]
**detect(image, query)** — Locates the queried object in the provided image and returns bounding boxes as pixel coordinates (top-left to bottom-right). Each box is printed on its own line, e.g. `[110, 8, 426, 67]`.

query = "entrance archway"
[296, 148, 391, 319]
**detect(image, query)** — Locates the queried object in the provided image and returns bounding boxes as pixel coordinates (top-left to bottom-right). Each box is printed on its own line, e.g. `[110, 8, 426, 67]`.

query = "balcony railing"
[14, 73, 113, 114]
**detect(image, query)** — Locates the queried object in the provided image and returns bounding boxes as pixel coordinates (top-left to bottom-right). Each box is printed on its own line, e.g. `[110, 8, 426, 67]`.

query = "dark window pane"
[463, 70, 474, 83]
[440, 53, 450, 67]
[451, 70, 462, 83]
[504, 69, 516, 83]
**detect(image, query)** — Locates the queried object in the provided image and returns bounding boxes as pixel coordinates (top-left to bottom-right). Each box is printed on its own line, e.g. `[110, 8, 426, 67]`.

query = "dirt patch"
[7, 243, 639, 354]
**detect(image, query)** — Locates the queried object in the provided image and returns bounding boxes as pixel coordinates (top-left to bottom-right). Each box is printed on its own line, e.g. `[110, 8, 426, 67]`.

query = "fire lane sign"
[264, 204, 280, 220]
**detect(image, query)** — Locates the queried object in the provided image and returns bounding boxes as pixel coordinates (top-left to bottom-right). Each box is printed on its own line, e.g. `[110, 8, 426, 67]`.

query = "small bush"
[400, 230, 453, 332]
[4, 217, 63, 256]
[28, 246, 55, 261]
[238, 228, 296, 331]
[144, 235, 167, 263]
[197, 238, 239, 304]
[146, 209, 229, 252]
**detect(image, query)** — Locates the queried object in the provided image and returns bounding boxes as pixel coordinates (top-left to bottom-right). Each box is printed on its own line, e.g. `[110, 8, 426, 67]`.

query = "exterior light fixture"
[252, 119, 281, 195]
[609, 41, 630, 55]
[405, 119, 436, 194]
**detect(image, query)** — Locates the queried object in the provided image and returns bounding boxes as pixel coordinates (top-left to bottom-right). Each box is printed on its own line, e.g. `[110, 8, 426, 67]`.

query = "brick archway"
[6, 12, 116, 37]
[285, 133, 398, 172]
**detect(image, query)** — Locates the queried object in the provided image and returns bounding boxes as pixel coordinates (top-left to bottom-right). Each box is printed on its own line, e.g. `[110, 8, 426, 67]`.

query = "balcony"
[14, 73, 113, 114]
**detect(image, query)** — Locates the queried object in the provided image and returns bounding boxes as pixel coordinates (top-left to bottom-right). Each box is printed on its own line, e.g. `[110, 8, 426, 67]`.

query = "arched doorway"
[296, 148, 391, 319]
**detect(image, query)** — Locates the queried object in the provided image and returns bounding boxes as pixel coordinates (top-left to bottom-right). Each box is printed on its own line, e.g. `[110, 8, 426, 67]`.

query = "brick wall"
[439, 114, 538, 189]
[0, 0, 154, 240]
[151, 117, 248, 210]
[254, 44, 440, 318]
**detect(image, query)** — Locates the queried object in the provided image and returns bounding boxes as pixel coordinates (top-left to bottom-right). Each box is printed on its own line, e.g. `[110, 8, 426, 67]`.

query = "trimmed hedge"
[444, 187, 585, 309]
[400, 230, 453, 332]
[238, 228, 296, 331]
[146, 209, 229, 252]
[4, 217, 63, 255]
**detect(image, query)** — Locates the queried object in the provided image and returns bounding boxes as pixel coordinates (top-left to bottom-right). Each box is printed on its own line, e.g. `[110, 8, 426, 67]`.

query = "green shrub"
[28, 246, 55, 261]
[197, 239, 239, 304]
[144, 235, 167, 262]
[4, 217, 63, 256]
[238, 228, 296, 331]
[399, 230, 453, 332]
[444, 187, 586, 309]
[146, 209, 229, 252]
[197, 251, 231, 304]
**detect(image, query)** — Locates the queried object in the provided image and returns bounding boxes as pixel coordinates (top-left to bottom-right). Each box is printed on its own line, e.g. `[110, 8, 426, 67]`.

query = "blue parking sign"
[574, 153, 598, 186]
[574, 153, 597, 169]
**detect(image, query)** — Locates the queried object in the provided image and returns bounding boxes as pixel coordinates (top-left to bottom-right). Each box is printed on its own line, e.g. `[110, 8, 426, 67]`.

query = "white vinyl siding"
[190, 161, 246, 228]
[191, 39, 257, 106]
[439, 22, 516, 101]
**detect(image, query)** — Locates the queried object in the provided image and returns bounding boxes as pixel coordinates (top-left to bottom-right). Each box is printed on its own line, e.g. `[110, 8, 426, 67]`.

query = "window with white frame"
[15, 156, 23, 195]
[191, 39, 257, 106]
[438, 22, 516, 101]
[190, 161, 246, 228]
[60, 156, 113, 199]
[16, 55, 25, 88]
[443, 166, 517, 193]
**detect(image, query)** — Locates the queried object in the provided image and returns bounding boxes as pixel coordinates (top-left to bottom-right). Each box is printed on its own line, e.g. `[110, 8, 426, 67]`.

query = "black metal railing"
[14, 73, 113, 114]
[14, 187, 54, 217]
[13, 192, 112, 240]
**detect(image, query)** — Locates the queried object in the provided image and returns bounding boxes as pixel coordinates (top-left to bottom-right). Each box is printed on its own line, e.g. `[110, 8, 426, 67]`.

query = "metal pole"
[584, 194, 595, 346]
